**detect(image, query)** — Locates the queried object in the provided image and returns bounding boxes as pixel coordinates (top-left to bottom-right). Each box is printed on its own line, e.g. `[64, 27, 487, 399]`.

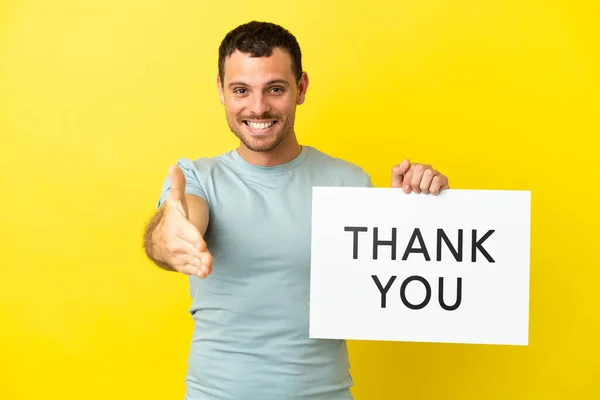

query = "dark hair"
[218, 21, 303, 86]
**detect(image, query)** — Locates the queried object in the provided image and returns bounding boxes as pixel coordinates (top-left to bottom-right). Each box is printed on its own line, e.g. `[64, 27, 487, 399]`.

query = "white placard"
[309, 188, 531, 346]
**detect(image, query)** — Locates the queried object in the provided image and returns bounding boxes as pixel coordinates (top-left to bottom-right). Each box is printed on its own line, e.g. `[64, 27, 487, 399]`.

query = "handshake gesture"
[145, 166, 213, 278]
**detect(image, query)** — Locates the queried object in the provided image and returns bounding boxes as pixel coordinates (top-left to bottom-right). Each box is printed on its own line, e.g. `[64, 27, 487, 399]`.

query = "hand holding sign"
[151, 165, 213, 278]
[391, 159, 450, 195]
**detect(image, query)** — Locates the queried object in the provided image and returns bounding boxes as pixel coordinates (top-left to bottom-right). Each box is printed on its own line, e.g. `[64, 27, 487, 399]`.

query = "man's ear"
[216, 74, 225, 105]
[297, 72, 309, 105]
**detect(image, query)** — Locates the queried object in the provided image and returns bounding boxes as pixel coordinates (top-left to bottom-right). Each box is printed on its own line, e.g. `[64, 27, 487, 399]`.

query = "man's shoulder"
[175, 150, 235, 174]
[306, 146, 368, 175]
[304, 146, 371, 186]
[156, 152, 234, 208]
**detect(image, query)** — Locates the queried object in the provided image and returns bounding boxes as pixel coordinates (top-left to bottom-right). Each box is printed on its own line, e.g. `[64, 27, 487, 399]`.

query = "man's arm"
[143, 165, 213, 278]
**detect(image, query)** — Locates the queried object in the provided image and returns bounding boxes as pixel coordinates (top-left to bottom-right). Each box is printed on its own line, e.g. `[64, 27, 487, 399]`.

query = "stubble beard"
[226, 111, 296, 153]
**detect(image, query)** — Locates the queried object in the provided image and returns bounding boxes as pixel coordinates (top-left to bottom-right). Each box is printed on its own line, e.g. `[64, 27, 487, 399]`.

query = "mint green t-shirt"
[157, 146, 372, 400]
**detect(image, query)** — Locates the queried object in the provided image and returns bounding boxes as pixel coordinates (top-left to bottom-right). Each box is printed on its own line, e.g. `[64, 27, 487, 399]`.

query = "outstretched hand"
[152, 165, 213, 278]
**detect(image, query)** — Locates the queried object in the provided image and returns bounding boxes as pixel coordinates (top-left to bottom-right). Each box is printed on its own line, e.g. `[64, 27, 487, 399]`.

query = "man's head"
[217, 21, 308, 154]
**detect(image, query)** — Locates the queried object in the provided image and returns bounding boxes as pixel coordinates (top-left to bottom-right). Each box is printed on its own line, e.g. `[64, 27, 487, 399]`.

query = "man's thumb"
[391, 159, 410, 188]
[168, 165, 187, 203]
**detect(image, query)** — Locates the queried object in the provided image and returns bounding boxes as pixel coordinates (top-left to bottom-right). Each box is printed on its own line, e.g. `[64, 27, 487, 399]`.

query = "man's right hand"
[150, 165, 213, 278]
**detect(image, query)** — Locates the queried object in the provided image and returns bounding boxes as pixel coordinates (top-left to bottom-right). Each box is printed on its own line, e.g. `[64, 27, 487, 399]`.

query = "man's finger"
[420, 169, 438, 194]
[181, 253, 203, 268]
[176, 227, 213, 276]
[179, 263, 203, 277]
[180, 259, 211, 279]
[410, 164, 431, 194]
[391, 159, 410, 189]
[402, 168, 413, 193]
[168, 165, 187, 204]
[165, 236, 202, 259]
[168, 252, 201, 274]
[201, 251, 213, 273]
[430, 174, 450, 195]
[170, 248, 213, 278]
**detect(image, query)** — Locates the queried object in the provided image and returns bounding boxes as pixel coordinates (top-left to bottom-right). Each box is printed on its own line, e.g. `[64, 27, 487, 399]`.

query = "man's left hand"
[391, 159, 450, 195]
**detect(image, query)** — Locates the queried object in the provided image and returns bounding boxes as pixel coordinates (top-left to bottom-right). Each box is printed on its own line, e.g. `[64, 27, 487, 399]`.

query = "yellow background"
[1, 0, 598, 399]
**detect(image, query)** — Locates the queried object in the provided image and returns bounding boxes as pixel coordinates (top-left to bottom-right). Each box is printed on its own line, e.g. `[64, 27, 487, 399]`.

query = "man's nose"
[248, 93, 270, 116]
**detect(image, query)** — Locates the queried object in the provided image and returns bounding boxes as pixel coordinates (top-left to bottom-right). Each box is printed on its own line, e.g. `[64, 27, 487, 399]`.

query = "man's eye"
[270, 87, 284, 94]
[234, 88, 247, 94]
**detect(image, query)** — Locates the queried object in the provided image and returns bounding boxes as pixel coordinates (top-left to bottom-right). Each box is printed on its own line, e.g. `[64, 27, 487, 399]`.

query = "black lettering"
[344, 226, 368, 259]
[402, 228, 431, 261]
[400, 275, 431, 310]
[437, 229, 463, 262]
[472, 229, 495, 262]
[373, 227, 397, 260]
[438, 277, 462, 311]
[372, 275, 397, 308]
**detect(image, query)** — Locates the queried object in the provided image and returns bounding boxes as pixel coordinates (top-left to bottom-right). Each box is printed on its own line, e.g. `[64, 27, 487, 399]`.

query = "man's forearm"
[143, 207, 175, 272]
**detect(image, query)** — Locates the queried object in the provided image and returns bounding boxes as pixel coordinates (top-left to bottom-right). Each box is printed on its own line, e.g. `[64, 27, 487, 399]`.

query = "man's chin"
[238, 133, 286, 153]
[241, 139, 280, 152]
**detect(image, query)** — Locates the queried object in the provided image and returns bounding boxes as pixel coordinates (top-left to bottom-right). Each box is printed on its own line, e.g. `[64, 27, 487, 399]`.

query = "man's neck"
[237, 134, 302, 167]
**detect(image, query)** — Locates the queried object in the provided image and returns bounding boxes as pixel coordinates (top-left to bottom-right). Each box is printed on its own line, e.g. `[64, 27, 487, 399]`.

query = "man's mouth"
[243, 120, 277, 130]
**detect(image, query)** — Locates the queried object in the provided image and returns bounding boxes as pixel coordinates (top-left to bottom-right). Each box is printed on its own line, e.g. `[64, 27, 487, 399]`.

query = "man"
[143, 21, 449, 400]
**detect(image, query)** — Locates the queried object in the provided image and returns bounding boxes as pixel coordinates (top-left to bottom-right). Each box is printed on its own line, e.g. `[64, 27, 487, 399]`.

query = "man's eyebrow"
[228, 81, 248, 88]
[265, 79, 290, 86]
[227, 79, 291, 88]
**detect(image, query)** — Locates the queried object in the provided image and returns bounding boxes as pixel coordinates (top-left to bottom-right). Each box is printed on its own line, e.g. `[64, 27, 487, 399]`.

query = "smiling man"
[143, 21, 449, 400]
[221, 47, 302, 158]
[218, 29, 308, 167]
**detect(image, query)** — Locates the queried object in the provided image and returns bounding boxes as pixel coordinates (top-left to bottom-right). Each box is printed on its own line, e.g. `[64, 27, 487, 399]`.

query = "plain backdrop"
[1, 0, 598, 399]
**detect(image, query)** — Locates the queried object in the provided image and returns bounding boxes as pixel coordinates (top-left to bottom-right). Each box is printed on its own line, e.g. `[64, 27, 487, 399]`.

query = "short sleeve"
[156, 158, 209, 209]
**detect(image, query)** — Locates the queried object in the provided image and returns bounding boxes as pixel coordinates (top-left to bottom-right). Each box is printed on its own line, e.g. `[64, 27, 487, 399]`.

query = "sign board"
[309, 188, 531, 346]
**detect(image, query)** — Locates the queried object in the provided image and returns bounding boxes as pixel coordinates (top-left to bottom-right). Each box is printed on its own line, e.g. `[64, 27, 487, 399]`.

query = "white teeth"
[247, 121, 275, 130]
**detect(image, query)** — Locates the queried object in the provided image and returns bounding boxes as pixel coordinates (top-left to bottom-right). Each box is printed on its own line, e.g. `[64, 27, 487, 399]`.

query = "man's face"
[218, 47, 308, 152]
